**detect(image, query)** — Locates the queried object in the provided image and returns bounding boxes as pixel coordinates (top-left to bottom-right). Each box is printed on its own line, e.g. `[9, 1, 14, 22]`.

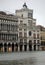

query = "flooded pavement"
[0, 58, 36, 65]
[0, 51, 45, 65]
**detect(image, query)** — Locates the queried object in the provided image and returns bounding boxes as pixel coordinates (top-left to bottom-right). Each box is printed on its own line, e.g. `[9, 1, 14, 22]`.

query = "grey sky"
[0, 0, 45, 27]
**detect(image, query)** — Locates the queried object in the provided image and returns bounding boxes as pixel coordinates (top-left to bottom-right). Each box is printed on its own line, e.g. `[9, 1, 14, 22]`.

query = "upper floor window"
[21, 14, 23, 18]
[20, 20, 23, 24]
[19, 28, 22, 31]
[20, 39, 23, 43]
[33, 30, 35, 32]
[24, 39, 27, 43]
[34, 40, 36, 44]
[37, 30, 39, 32]
[23, 24, 27, 26]
[24, 32, 27, 37]
[29, 31, 32, 36]
[37, 34, 39, 39]
[28, 20, 32, 27]
[28, 13, 32, 18]
[19, 32, 22, 37]
[33, 33, 36, 39]
[37, 40, 39, 43]
[24, 29, 27, 31]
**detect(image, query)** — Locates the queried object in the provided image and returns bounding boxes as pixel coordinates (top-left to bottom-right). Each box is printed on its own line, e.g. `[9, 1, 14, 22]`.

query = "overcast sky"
[0, 0, 45, 27]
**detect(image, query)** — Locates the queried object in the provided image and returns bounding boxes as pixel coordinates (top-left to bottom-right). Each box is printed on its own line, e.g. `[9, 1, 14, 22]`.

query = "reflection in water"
[0, 57, 37, 65]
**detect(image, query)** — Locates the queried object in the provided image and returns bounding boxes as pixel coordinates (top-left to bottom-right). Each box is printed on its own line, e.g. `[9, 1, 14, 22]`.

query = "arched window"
[29, 31, 31, 36]
[21, 14, 23, 18]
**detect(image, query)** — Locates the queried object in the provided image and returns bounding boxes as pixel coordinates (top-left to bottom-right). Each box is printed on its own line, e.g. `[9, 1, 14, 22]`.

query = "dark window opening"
[29, 31, 31, 36]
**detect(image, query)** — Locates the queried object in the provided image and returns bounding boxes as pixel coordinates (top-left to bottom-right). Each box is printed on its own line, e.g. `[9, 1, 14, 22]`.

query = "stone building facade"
[0, 11, 18, 52]
[0, 3, 41, 52]
[37, 25, 45, 50]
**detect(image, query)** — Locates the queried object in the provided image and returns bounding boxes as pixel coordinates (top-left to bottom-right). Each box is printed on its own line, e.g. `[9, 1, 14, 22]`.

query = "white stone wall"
[16, 4, 41, 47]
[16, 10, 33, 18]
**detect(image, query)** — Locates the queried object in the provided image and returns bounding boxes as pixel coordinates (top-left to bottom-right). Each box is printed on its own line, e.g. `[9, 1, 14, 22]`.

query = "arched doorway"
[4, 43, 7, 52]
[0, 43, 3, 52]
[29, 40, 32, 51]
[12, 43, 14, 52]
[15, 43, 18, 51]
[20, 45, 23, 51]
[34, 45, 36, 51]
[8, 43, 12, 52]
[29, 45, 32, 51]
[24, 45, 27, 51]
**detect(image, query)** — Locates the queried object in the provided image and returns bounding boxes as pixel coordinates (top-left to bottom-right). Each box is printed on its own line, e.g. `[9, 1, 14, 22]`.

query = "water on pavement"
[0, 51, 45, 65]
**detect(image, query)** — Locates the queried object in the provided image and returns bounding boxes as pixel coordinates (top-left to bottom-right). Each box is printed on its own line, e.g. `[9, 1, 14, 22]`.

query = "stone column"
[36, 45, 38, 51]
[32, 45, 34, 51]
[18, 45, 20, 51]
[27, 44, 29, 51]
[3, 46, 4, 52]
[22, 45, 24, 51]
[7, 42, 8, 52]
[14, 43, 15, 52]
[14, 46, 15, 52]
[7, 46, 8, 52]
[36, 41, 38, 51]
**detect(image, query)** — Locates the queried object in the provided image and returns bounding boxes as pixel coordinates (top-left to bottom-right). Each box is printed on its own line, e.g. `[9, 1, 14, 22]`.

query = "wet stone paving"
[0, 51, 45, 65]
[0, 58, 36, 65]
